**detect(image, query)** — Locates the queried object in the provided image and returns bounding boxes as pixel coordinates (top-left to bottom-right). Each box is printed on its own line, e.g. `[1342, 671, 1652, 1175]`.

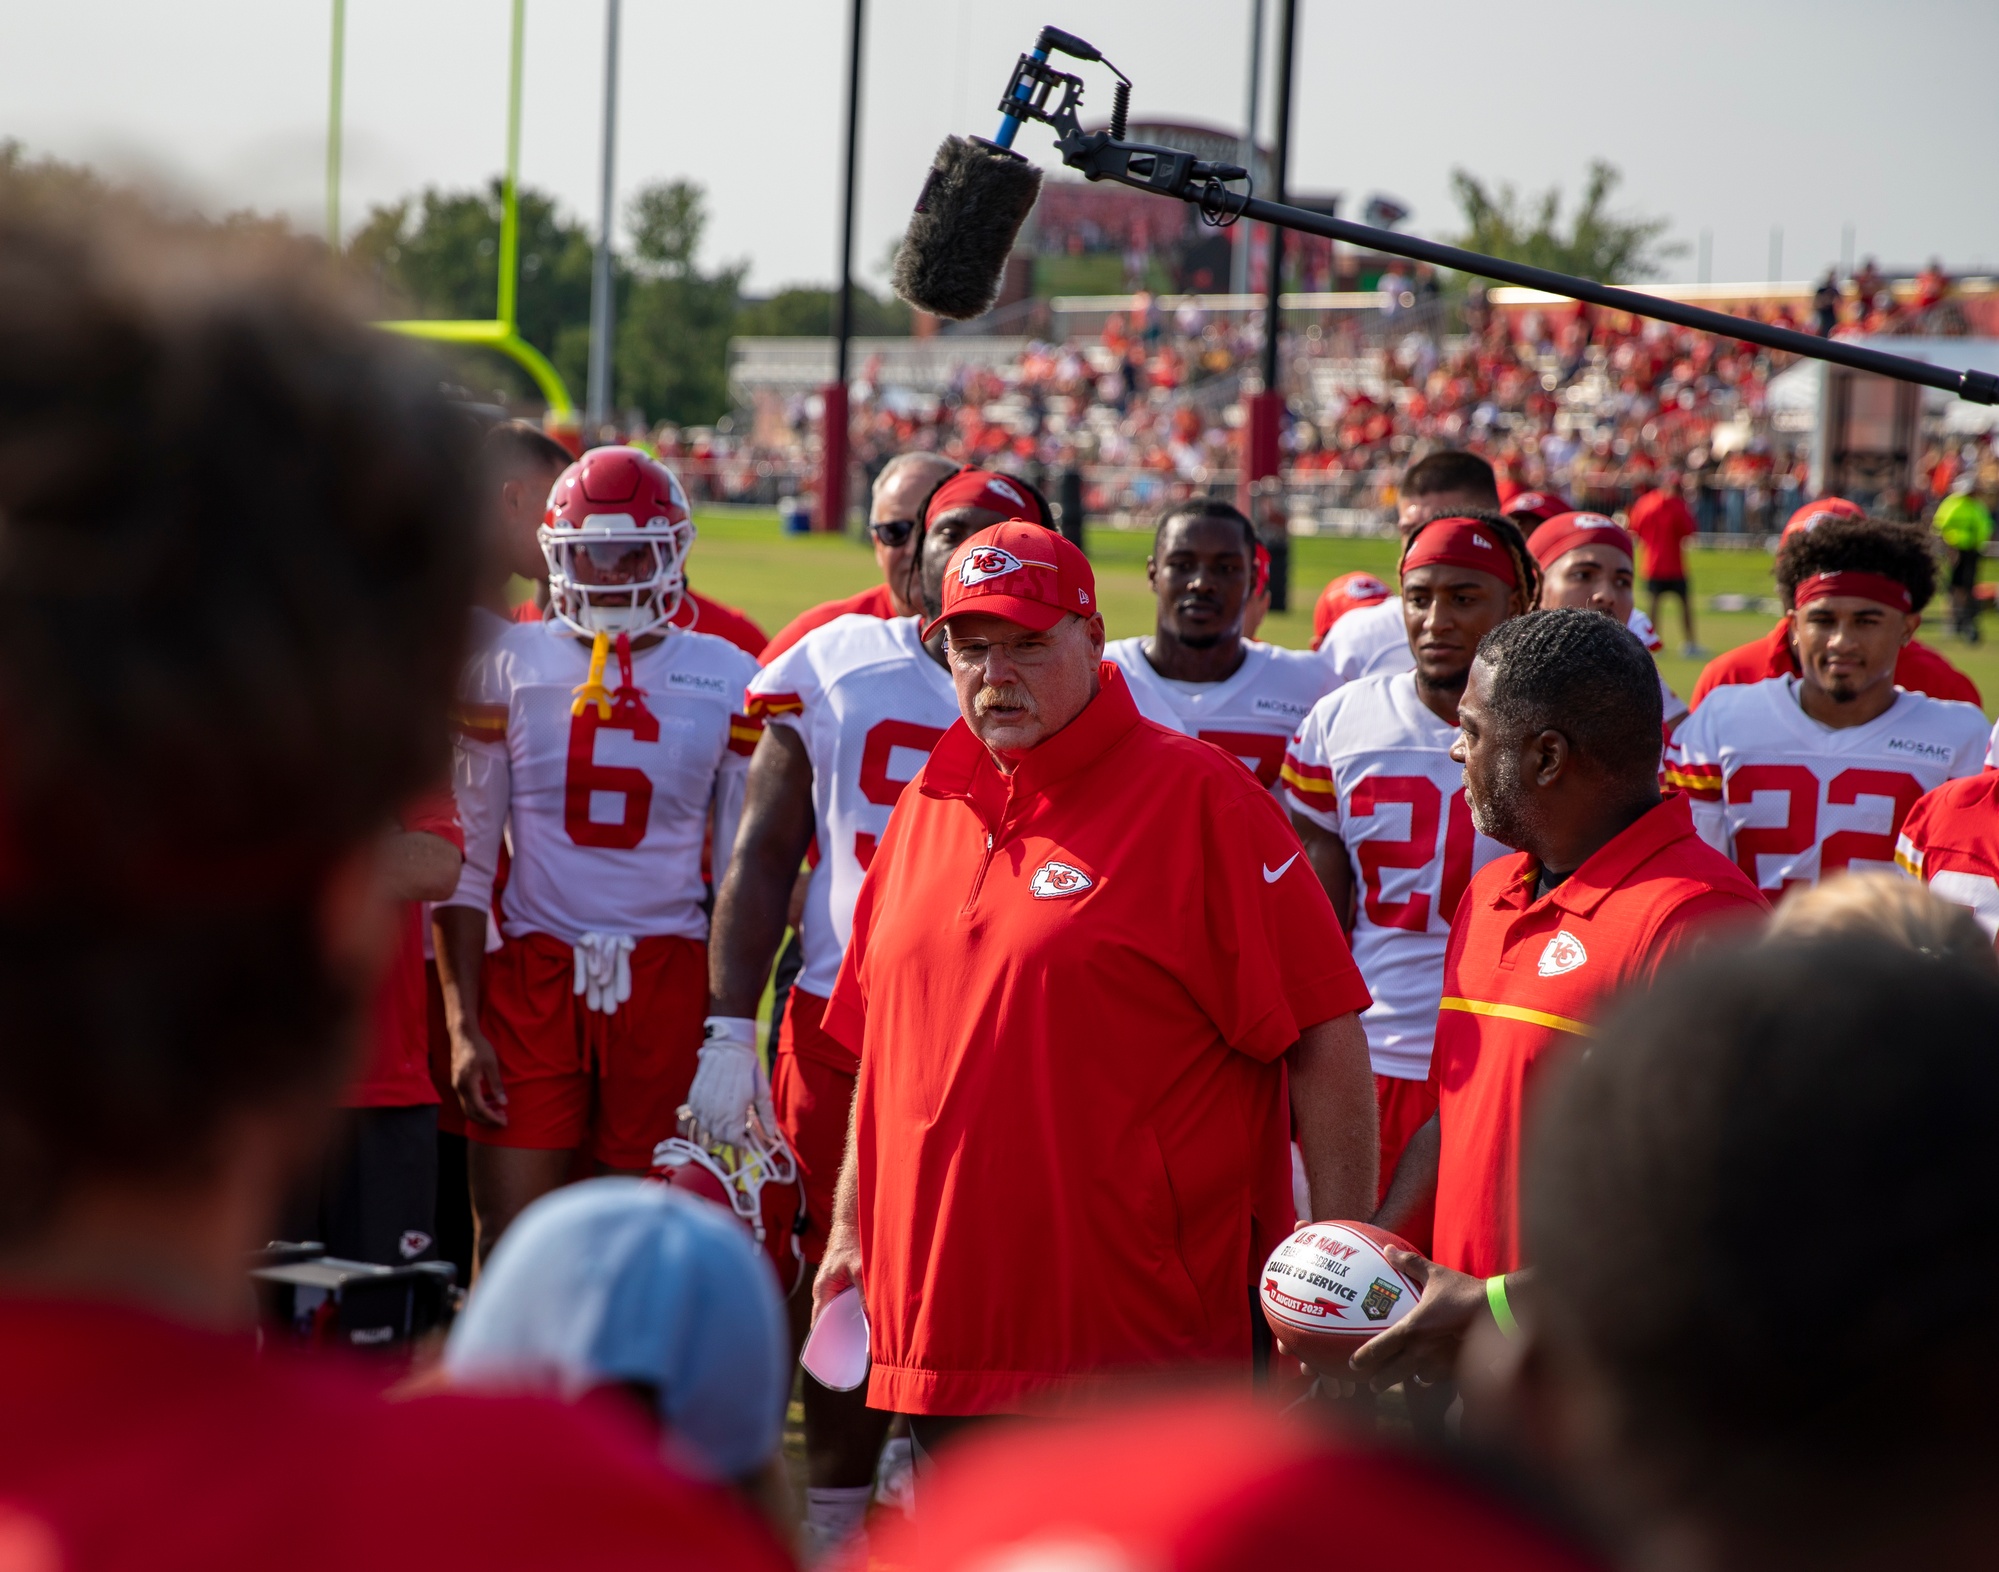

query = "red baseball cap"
[1783, 495, 1867, 539]
[925, 521, 1097, 638]
[1528, 511, 1634, 570]
[1504, 489, 1573, 525]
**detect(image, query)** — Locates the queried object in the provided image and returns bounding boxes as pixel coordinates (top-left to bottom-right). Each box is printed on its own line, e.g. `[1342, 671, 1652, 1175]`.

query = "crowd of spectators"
[642, 261, 1989, 539]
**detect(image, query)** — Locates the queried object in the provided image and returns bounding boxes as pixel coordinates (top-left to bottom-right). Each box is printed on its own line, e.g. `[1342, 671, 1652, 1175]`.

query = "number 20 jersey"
[1281, 671, 1507, 1080]
[449, 617, 760, 944]
[1664, 677, 1988, 897]
[746, 614, 962, 998]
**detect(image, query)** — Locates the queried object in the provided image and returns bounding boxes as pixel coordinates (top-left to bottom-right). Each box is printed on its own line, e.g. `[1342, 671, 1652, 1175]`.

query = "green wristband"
[1485, 1273, 1520, 1339]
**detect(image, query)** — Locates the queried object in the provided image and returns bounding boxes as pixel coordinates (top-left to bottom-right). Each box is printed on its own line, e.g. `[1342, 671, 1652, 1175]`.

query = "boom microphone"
[892, 137, 1042, 322]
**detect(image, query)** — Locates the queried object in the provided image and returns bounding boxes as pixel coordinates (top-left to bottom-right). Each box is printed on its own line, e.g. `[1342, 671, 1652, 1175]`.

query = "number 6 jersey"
[448, 618, 760, 944]
[1281, 671, 1507, 1081]
[746, 614, 962, 999]
[1664, 676, 1987, 898]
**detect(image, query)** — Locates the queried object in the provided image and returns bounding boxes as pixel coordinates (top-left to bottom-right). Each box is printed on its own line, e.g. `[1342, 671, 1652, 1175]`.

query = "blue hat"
[444, 1178, 788, 1481]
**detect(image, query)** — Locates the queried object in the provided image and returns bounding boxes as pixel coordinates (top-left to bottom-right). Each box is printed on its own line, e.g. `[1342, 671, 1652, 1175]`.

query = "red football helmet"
[652, 1111, 808, 1297]
[539, 446, 695, 638]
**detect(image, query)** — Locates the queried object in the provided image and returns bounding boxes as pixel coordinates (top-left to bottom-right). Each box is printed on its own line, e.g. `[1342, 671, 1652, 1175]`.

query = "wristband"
[701, 1015, 759, 1051]
[1485, 1273, 1519, 1340]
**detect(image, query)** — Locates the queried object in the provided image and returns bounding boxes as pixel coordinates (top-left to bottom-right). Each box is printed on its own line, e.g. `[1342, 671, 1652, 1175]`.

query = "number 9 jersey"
[1281, 671, 1507, 1081]
[450, 617, 761, 944]
[745, 614, 962, 999]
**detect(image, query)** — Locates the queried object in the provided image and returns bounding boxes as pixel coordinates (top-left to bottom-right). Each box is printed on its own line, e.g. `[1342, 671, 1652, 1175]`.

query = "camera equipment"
[252, 1244, 458, 1355]
[891, 25, 1997, 407]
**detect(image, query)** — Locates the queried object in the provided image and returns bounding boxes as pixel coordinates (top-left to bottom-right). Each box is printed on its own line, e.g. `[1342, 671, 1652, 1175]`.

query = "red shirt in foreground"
[345, 791, 464, 1109]
[824, 666, 1370, 1415]
[0, 1298, 791, 1572]
[874, 1393, 1602, 1572]
[1690, 620, 1982, 708]
[1625, 488, 1697, 581]
[1432, 795, 1768, 1278]
[759, 582, 899, 664]
[510, 590, 768, 659]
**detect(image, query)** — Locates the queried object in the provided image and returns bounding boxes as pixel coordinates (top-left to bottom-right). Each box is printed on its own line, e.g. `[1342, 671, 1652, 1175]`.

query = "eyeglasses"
[869, 518, 918, 549]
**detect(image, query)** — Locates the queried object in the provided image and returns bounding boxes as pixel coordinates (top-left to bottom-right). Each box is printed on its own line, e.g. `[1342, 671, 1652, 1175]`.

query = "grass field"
[686, 508, 1999, 719]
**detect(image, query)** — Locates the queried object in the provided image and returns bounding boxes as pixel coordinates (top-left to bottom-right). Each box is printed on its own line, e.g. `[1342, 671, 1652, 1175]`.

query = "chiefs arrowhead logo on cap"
[959, 546, 1025, 586]
[1514, 493, 1548, 511]
[1538, 929, 1588, 977]
[1029, 860, 1094, 899]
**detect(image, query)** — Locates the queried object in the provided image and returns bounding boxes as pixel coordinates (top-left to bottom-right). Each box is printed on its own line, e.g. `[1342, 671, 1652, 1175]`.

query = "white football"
[1260, 1220, 1422, 1361]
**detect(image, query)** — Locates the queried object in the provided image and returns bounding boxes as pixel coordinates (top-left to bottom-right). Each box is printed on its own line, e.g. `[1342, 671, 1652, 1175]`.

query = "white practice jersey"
[1281, 672, 1506, 1080]
[1320, 595, 1412, 686]
[749, 614, 961, 998]
[1105, 636, 1336, 797]
[1664, 676, 1987, 898]
[444, 617, 759, 944]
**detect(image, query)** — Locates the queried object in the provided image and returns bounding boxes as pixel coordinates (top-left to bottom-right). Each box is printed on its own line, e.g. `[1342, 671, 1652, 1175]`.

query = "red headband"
[925, 469, 1037, 526]
[1401, 518, 1517, 588]
[1527, 512, 1634, 571]
[1794, 571, 1913, 614]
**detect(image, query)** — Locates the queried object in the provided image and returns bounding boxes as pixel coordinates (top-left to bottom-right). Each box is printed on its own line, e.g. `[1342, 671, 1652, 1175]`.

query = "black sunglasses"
[869, 518, 919, 548]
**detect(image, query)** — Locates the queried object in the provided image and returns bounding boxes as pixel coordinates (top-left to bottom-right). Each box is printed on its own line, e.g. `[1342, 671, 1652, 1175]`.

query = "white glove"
[572, 932, 635, 1015]
[686, 1015, 773, 1147]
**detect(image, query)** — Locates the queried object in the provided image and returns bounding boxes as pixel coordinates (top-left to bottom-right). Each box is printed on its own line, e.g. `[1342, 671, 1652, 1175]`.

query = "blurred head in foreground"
[1765, 870, 1996, 970]
[872, 1393, 1601, 1572]
[0, 192, 478, 1287]
[1519, 937, 1999, 1568]
[445, 1178, 789, 1486]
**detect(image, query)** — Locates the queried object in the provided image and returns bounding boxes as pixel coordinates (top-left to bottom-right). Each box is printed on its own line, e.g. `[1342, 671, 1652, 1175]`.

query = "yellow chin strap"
[571, 629, 614, 719]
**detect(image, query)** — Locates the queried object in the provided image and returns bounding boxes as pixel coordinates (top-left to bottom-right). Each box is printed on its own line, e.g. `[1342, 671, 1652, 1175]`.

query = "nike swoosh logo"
[1263, 853, 1300, 884]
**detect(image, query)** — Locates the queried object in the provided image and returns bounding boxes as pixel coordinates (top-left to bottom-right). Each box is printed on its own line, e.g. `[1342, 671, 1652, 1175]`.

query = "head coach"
[809, 520, 1377, 1456]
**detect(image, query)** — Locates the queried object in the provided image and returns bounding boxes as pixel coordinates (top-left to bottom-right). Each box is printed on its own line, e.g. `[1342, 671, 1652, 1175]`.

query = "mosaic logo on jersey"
[667, 671, 729, 695]
[1254, 695, 1311, 720]
[1885, 737, 1954, 762]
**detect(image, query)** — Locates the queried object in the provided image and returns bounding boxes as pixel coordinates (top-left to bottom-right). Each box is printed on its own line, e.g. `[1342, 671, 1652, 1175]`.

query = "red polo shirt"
[1690, 621, 1981, 708]
[824, 665, 1370, 1415]
[1432, 795, 1767, 1278]
[1626, 488, 1696, 581]
[759, 583, 898, 664]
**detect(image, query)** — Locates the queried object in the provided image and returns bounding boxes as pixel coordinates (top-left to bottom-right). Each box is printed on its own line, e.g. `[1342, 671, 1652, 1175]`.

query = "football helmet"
[653, 1109, 808, 1297]
[539, 446, 695, 639]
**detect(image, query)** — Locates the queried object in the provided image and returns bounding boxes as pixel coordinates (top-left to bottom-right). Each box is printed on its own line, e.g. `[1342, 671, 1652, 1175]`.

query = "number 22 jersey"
[1281, 671, 1506, 1080]
[746, 614, 962, 999]
[1665, 676, 1987, 897]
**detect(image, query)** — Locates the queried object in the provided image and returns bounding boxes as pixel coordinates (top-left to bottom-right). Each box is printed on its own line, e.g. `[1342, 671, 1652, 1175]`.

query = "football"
[1259, 1221, 1423, 1364]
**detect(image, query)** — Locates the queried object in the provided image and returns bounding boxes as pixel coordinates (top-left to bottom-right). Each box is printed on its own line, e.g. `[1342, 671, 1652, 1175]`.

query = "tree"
[735, 284, 911, 337]
[1448, 160, 1684, 284]
[615, 179, 745, 426]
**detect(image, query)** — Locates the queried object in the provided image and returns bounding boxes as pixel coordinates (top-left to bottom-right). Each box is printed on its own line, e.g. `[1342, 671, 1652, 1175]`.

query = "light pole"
[819, 0, 865, 533]
[1244, 0, 1295, 608]
[325, 0, 346, 251]
[587, 0, 622, 433]
[1230, 0, 1263, 298]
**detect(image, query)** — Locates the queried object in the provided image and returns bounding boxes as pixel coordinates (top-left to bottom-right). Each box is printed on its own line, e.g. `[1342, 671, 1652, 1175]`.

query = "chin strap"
[571, 629, 615, 718]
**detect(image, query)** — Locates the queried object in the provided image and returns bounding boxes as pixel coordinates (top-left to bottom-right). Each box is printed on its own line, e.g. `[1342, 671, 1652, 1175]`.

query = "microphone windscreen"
[892, 137, 1043, 322]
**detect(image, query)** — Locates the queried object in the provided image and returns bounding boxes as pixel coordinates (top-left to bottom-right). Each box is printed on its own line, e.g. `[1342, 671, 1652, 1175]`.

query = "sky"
[3, 0, 1995, 296]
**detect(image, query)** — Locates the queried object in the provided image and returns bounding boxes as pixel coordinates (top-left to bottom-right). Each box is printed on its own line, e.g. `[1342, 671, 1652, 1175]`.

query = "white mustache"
[974, 684, 1032, 715]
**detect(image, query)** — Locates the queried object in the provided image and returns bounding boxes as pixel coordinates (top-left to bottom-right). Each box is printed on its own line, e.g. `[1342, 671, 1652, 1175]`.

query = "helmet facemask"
[539, 515, 694, 639]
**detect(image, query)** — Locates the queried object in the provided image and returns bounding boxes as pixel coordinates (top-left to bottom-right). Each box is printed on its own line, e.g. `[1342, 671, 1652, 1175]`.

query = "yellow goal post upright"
[326, 0, 577, 421]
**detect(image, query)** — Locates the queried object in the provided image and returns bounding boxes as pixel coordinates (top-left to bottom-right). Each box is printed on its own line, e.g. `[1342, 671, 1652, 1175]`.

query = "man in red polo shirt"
[1341, 610, 1765, 1391]
[760, 452, 962, 662]
[811, 522, 1376, 1456]
[1690, 497, 1981, 707]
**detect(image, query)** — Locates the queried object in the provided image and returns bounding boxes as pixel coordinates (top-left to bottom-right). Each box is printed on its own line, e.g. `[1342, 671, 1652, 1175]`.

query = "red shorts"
[1376, 1071, 1438, 1257]
[425, 960, 466, 1139]
[471, 931, 706, 1170]
[772, 986, 857, 1265]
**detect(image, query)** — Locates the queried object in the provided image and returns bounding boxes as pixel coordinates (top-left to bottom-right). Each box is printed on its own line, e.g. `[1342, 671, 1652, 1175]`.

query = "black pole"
[835, 0, 864, 385]
[1258, 0, 1294, 395]
[1228, 193, 1999, 406]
